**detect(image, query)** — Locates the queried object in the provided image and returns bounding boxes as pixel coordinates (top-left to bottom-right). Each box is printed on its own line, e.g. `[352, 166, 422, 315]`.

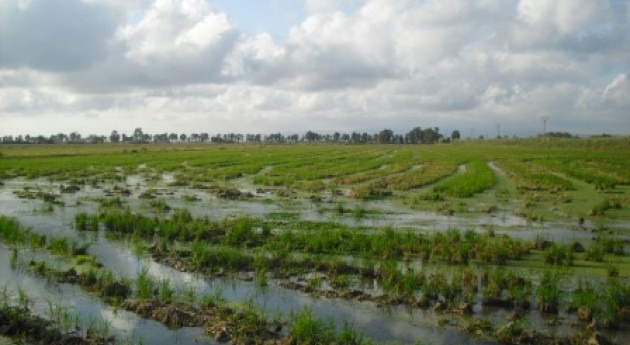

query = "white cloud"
[304, 0, 364, 14]
[1, 0, 629, 136]
[222, 32, 286, 81]
[121, 0, 234, 61]
[0, 0, 122, 71]
[110, 0, 238, 85]
[602, 73, 630, 107]
[517, 0, 609, 34]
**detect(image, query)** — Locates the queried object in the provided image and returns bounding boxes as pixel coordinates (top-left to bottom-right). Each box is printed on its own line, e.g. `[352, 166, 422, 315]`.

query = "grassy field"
[0, 137, 629, 345]
[2, 137, 629, 222]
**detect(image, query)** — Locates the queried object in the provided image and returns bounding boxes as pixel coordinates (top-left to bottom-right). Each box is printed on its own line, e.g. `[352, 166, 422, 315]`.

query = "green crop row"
[432, 160, 496, 197]
[495, 159, 574, 191]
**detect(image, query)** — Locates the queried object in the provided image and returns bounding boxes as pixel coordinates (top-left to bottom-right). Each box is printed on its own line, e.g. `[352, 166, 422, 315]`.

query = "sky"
[0, 0, 629, 138]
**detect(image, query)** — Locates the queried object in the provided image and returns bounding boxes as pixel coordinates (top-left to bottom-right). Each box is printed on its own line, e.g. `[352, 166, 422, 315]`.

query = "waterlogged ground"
[0, 176, 497, 345]
[0, 247, 214, 345]
[0, 141, 629, 345]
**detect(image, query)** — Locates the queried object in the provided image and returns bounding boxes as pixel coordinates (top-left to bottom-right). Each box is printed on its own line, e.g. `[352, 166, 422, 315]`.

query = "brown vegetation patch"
[122, 299, 205, 328]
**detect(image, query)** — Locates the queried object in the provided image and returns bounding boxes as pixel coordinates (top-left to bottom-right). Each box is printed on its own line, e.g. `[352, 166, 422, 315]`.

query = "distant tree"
[153, 133, 168, 143]
[420, 127, 442, 144]
[52, 133, 66, 143]
[110, 130, 120, 143]
[69, 132, 81, 142]
[451, 130, 460, 141]
[133, 128, 143, 142]
[169, 133, 178, 142]
[180, 133, 187, 142]
[266, 133, 285, 143]
[35, 135, 49, 144]
[200, 133, 209, 142]
[378, 129, 394, 144]
[544, 131, 573, 138]
[304, 131, 320, 142]
[406, 127, 424, 144]
[87, 135, 105, 144]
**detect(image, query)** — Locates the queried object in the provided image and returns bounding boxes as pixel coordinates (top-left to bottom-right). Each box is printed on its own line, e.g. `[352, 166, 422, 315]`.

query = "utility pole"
[540, 116, 549, 136]
[496, 124, 501, 138]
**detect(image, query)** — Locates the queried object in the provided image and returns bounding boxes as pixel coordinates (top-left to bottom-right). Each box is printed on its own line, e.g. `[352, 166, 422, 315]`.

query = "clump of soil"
[101, 281, 131, 299]
[122, 299, 284, 344]
[122, 299, 204, 328]
[493, 321, 611, 345]
[209, 186, 253, 200]
[60, 184, 81, 193]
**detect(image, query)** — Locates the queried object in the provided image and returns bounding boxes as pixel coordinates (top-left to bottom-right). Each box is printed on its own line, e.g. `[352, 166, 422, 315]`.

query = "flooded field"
[0, 140, 629, 345]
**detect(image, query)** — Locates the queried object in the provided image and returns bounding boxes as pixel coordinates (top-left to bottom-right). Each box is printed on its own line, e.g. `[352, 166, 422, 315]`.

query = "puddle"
[87, 238, 495, 344]
[0, 247, 217, 345]
[0, 191, 495, 345]
[1, 175, 628, 345]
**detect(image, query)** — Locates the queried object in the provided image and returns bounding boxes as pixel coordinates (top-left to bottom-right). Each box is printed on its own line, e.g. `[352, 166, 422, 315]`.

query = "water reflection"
[1, 176, 628, 345]
[0, 247, 218, 345]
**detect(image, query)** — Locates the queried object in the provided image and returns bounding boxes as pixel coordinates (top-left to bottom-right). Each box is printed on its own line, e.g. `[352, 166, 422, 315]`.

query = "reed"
[536, 271, 562, 314]
[135, 268, 155, 301]
[158, 278, 174, 303]
[75, 212, 99, 231]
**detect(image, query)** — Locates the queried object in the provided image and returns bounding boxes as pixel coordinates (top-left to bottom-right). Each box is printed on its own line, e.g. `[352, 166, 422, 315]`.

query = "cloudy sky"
[1, 0, 629, 138]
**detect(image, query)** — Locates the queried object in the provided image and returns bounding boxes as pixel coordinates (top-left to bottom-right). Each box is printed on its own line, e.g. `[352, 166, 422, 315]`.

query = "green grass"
[290, 308, 372, 345]
[432, 160, 496, 197]
[135, 268, 155, 301]
[1, 138, 628, 224]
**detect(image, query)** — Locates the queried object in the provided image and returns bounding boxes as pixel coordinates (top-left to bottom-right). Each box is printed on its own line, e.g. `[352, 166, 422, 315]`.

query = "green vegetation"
[0, 137, 629, 345]
[1, 138, 629, 222]
[289, 308, 371, 345]
[0, 289, 113, 345]
[432, 160, 496, 197]
[75, 212, 99, 231]
[136, 268, 155, 301]
[1, 217, 379, 344]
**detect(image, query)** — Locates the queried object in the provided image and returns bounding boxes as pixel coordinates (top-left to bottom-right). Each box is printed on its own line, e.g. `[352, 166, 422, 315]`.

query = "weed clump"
[590, 199, 622, 216]
[75, 212, 99, 231]
[289, 308, 371, 345]
[537, 271, 562, 314]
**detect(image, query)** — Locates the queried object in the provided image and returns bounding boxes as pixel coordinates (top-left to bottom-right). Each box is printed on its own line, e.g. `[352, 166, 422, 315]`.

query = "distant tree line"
[1, 127, 462, 145]
[539, 131, 574, 138]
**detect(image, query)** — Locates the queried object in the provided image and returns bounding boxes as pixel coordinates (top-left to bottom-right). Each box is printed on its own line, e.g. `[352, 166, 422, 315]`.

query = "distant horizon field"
[1, 137, 629, 225]
[0, 136, 629, 345]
